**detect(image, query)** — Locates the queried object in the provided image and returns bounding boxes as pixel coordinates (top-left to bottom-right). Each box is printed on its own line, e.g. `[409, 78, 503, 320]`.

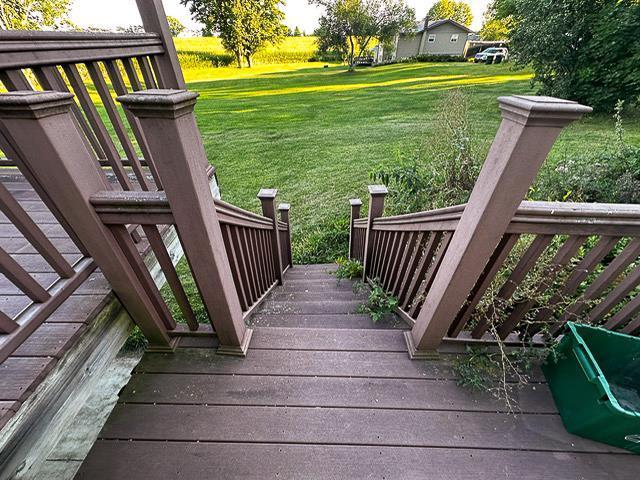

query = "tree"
[312, 0, 415, 70]
[167, 16, 186, 37]
[293, 26, 302, 36]
[0, 0, 73, 30]
[479, 0, 513, 40]
[181, 0, 287, 68]
[506, 0, 640, 112]
[427, 0, 472, 27]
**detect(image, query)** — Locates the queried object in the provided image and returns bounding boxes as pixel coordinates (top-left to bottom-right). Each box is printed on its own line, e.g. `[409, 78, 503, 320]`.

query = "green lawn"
[179, 60, 639, 261]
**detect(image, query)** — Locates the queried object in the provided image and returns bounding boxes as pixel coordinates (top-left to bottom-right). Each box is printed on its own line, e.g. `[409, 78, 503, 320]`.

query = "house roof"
[416, 18, 474, 34]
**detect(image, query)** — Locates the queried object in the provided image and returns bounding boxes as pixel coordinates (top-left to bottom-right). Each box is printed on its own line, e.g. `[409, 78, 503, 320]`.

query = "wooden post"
[362, 185, 388, 279]
[0, 91, 174, 349]
[135, 0, 186, 89]
[259, 189, 284, 285]
[348, 198, 362, 260]
[278, 203, 293, 269]
[406, 96, 592, 359]
[117, 89, 251, 356]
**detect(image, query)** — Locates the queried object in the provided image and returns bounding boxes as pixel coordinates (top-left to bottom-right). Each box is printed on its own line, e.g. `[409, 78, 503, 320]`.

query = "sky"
[70, 0, 491, 34]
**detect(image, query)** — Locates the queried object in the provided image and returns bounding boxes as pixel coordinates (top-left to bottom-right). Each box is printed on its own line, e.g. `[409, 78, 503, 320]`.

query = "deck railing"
[352, 195, 640, 345]
[0, 0, 283, 357]
[348, 94, 631, 358]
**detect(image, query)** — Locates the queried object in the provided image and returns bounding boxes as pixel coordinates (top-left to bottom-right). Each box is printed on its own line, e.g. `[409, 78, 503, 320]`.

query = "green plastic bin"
[543, 322, 640, 453]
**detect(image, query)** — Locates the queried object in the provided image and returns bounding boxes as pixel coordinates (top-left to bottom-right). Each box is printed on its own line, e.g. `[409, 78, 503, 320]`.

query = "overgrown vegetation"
[333, 257, 364, 282]
[453, 344, 552, 412]
[371, 88, 484, 214]
[357, 281, 399, 322]
[292, 216, 350, 264]
[536, 100, 640, 204]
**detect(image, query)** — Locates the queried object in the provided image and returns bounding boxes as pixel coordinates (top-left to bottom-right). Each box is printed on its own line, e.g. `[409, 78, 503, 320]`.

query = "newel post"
[278, 203, 293, 269]
[407, 96, 592, 359]
[135, 0, 185, 89]
[117, 90, 251, 356]
[348, 198, 362, 260]
[259, 189, 284, 285]
[362, 185, 388, 279]
[0, 91, 174, 349]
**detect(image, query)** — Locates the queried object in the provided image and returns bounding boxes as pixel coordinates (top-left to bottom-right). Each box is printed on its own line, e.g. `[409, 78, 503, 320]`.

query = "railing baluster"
[121, 57, 144, 91]
[408, 233, 453, 317]
[104, 60, 163, 189]
[258, 189, 284, 284]
[0, 247, 50, 302]
[278, 203, 292, 269]
[401, 232, 440, 311]
[63, 64, 134, 191]
[348, 199, 362, 260]
[241, 227, 260, 301]
[85, 61, 150, 190]
[618, 296, 640, 334]
[448, 234, 519, 337]
[136, 57, 158, 89]
[556, 238, 640, 329]
[471, 235, 553, 339]
[142, 224, 198, 331]
[397, 232, 425, 304]
[109, 224, 176, 330]
[586, 264, 640, 324]
[497, 235, 587, 339]
[0, 182, 74, 278]
[391, 232, 419, 296]
[220, 224, 248, 311]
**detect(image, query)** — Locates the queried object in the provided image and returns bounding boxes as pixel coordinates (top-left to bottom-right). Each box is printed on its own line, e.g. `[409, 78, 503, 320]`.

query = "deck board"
[77, 265, 640, 478]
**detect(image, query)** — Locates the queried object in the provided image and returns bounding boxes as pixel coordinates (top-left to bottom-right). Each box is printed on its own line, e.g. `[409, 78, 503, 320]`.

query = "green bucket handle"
[573, 341, 599, 382]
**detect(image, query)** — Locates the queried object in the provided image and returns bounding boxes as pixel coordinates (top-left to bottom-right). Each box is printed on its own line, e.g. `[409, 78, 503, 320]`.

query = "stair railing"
[345, 96, 638, 359]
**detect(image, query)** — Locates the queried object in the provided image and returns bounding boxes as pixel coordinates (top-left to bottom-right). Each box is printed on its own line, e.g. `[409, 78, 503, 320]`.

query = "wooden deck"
[76, 265, 640, 479]
[0, 172, 114, 431]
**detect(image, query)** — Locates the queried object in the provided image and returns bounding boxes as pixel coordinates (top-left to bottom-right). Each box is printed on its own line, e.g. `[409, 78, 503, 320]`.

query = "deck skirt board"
[76, 264, 640, 477]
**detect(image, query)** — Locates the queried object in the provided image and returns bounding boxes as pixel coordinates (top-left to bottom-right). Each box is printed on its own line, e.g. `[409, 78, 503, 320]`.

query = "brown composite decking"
[0, 171, 114, 431]
[76, 265, 640, 479]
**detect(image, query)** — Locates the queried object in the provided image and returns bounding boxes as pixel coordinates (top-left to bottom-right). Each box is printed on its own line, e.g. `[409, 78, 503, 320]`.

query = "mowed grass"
[179, 58, 640, 254]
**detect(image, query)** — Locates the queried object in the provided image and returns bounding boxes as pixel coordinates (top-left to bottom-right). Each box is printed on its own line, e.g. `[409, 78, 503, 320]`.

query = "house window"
[450, 34, 459, 42]
[428, 34, 436, 43]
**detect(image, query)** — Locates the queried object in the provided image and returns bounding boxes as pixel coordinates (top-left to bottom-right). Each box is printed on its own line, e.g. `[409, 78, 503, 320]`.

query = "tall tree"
[167, 16, 186, 37]
[312, 0, 415, 70]
[506, 0, 640, 112]
[427, 0, 472, 27]
[181, 0, 287, 68]
[0, 0, 74, 30]
[479, 0, 513, 40]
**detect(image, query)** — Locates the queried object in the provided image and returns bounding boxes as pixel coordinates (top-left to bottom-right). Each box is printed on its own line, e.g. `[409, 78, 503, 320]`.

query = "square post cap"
[349, 199, 363, 206]
[0, 91, 74, 119]
[498, 95, 592, 127]
[117, 89, 199, 118]
[368, 185, 388, 196]
[278, 203, 290, 211]
[257, 188, 278, 199]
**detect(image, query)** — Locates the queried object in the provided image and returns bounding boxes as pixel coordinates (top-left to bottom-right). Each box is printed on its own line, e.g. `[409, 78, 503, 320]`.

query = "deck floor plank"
[75, 441, 640, 480]
[77, 257, 640, 477]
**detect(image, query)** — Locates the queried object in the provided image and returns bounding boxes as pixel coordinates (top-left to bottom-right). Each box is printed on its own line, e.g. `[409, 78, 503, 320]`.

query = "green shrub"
[535, 100, 640, 204]
[358, 282, 399, 323]
[333, 257, 363, 282]
[123, 326, 148, 351]
[414, 54, 467, 63]
[292, 216, 349, 264]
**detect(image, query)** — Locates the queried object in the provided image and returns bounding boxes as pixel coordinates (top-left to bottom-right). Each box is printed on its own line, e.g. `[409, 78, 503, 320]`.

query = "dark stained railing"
[91, 189, 289, 329]
[351, 195, 640, 346]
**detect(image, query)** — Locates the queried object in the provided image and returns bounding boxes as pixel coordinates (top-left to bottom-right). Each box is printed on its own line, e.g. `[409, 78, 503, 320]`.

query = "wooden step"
[248, 313, 406, 330]
[257, 300, 364, 315]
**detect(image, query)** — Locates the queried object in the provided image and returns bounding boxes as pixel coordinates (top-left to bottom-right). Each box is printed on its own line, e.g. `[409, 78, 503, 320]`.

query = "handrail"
[350, 188, 640, 351]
